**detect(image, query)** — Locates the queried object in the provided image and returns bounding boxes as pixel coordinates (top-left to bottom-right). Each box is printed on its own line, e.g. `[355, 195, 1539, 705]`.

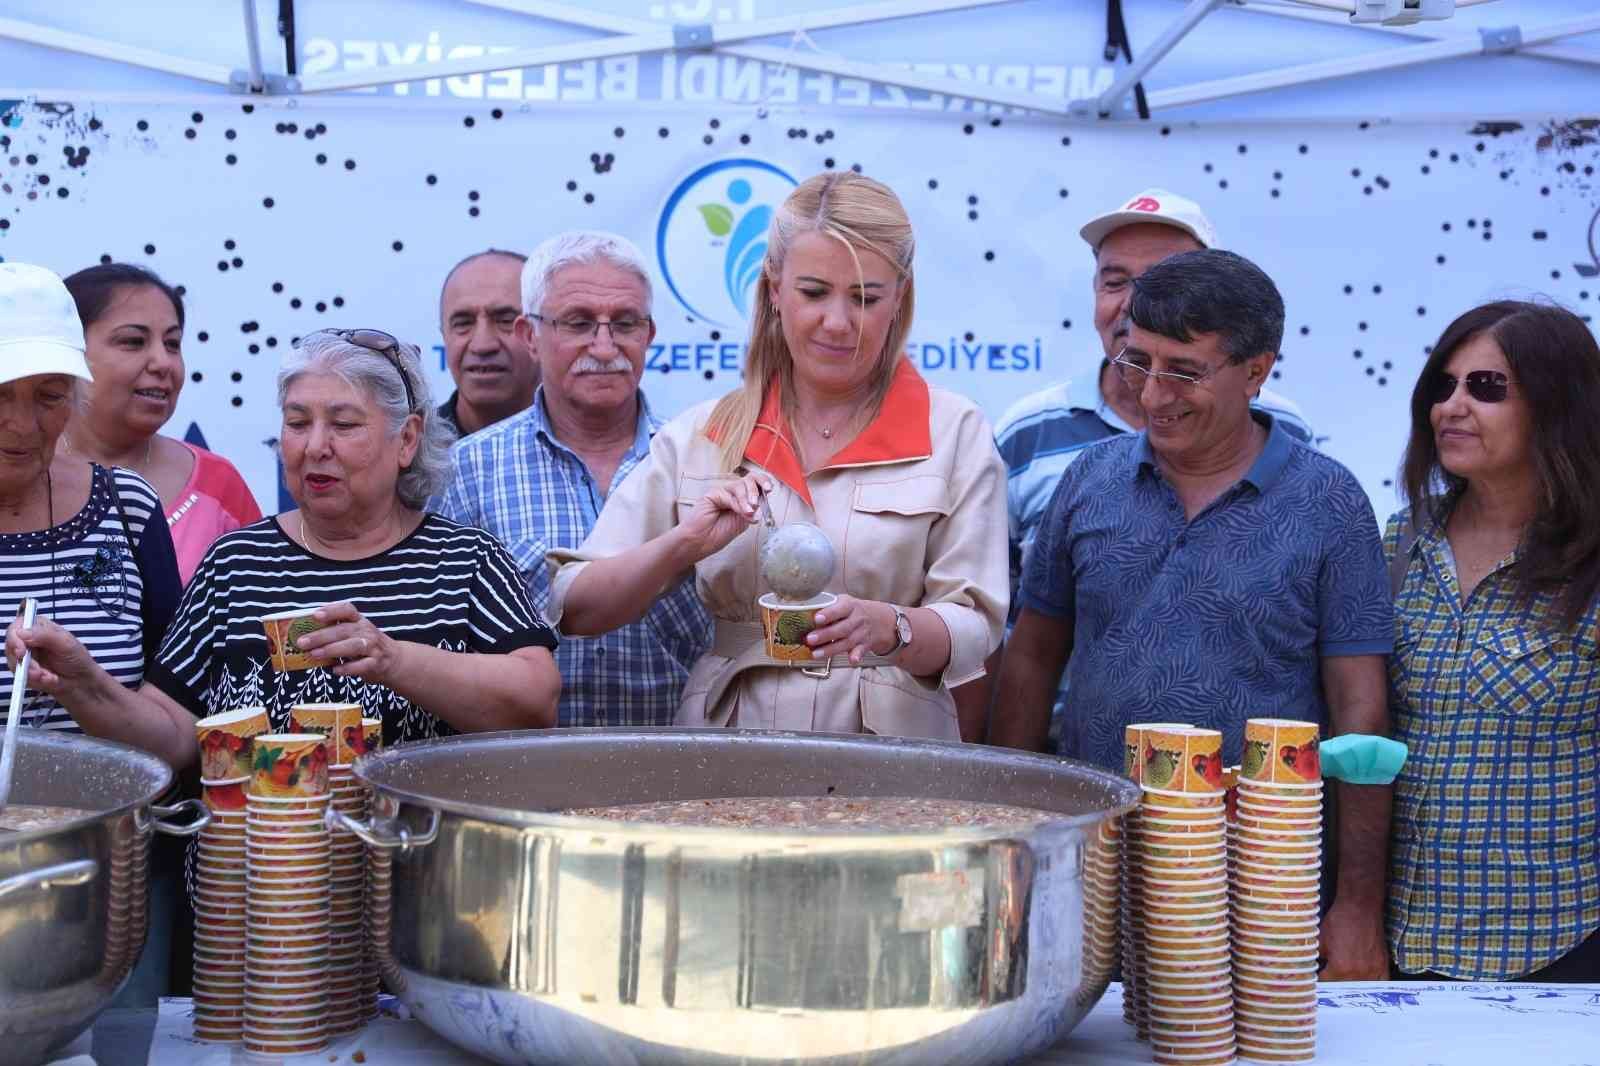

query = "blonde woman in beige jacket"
[548, 172, 1008, 741]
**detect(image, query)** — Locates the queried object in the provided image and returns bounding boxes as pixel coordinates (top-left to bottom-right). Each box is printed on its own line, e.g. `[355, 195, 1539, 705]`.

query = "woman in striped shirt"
[8, 327, 560, 765]
[0, 262, 182, 738]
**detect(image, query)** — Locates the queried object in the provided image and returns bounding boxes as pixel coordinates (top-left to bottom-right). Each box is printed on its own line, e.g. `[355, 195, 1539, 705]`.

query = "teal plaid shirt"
[1385, 507, 1600, 979]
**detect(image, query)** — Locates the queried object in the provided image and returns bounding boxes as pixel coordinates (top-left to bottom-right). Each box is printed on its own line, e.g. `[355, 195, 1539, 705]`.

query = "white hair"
[277, 332, 456, 510]
[520, 230, 654, 317]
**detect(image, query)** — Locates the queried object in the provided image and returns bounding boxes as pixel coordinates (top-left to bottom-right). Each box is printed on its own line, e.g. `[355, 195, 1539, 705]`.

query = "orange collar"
[738, 358, 932, 507]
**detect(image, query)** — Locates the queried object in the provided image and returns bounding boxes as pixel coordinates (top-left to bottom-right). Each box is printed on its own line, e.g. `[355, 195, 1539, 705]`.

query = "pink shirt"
[168, 443, 262, 584]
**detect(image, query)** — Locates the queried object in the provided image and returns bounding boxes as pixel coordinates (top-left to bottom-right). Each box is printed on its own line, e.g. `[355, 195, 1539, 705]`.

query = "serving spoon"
[0, 597, 39, 811]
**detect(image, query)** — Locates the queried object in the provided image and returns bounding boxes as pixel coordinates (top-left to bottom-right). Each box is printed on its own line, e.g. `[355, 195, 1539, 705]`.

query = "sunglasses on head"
[1428, 369, 1516, 405]
[306, 328, 418, 412]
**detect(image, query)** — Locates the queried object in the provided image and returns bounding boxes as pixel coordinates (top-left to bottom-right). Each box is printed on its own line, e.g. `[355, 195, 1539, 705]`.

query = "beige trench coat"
[547, 364, 1008, 740]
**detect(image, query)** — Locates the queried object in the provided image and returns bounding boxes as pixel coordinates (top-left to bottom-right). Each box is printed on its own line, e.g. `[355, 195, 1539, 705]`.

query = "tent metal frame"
[1, 0, 1597, 120]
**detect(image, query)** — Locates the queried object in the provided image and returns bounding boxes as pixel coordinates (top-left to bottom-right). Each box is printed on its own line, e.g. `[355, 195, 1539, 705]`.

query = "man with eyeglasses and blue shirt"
[955, 189, 1312, 746]
[438, 230, 711, 727]
[989, 247, 1395, 982]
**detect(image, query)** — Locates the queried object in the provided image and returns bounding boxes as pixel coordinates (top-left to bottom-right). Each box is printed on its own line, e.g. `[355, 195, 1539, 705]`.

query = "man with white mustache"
[438, 231, 711, 727]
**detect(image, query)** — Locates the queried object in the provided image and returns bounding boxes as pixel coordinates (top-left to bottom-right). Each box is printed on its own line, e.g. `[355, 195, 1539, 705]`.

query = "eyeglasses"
[530, 313, 651, 343]
[1428, 370, 1516, 405]
[307, 328, 418, 412]
[1111, 349, 1224, 392]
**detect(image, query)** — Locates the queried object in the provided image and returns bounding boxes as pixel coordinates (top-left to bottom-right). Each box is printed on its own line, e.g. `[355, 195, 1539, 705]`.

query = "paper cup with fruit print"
[261, 607, 328, 672]
[1241, 719, 1322, 786]
[249, 734, 331, 798]
[199, 776, 251, 812]
[196, 707, 269, 781]
[1124, 723, 1194, 782]
[757, 592, 838, 663]
[1140, 727, 1225, 794]
[357, 716, 382, 757]
[1237, 777, 1324, 802]
[288, 702, 365, 765]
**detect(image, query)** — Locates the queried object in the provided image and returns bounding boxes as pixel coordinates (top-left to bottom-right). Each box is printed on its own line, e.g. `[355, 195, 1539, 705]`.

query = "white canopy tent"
[2, 0, 1598, 121]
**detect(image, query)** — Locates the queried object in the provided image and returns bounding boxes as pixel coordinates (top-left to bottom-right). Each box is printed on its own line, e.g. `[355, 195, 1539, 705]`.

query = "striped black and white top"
[0, 464, 182, 732]
[147, 513, 557, 746]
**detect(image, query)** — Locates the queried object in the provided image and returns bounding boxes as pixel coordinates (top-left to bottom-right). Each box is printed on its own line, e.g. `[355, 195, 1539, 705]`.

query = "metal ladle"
[0, 598, 39, 810]
[753, 492, 836, 604]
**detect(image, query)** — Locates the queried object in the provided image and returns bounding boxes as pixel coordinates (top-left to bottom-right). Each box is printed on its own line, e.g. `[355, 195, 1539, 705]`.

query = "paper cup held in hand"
[196, 707, 270, 780]
[261, 608, 327, 672]
[1241, 719, 1321, 785]
[758, 592, 837, 663]
[250, 734, 331, 798]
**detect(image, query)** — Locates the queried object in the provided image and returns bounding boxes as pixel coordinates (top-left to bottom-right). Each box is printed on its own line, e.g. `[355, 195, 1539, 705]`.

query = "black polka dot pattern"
[0, 102, 1594, 509]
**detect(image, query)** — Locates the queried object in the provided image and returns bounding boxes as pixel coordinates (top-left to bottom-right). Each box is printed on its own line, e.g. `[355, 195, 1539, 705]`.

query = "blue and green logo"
[657, 158, 798, 328]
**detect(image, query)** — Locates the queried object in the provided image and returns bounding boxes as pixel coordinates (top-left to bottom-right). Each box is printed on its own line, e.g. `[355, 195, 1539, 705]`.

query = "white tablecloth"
[114, 983, 1598, 1065]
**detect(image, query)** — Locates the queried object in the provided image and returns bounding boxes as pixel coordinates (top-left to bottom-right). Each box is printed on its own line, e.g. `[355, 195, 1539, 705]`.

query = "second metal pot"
[0, 730, 208, 1066]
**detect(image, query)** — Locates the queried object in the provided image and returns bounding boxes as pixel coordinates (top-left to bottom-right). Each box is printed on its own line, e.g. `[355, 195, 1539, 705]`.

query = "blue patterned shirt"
[996, 370, 1315, 612]
[1385, 507, 1600, 979]
[1019, 412, 1392, 770]
[993, 371, 1313, 750]
[437, 388, 711, 727]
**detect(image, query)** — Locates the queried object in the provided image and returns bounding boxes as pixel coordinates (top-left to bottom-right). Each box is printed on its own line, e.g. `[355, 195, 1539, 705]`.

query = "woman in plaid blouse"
[1386, 300, 1600, 982]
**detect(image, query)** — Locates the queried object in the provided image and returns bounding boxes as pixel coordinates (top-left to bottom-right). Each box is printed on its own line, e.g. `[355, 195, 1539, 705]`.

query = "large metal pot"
[345, 729, 1139, 1066]
[0, 730, 208, 1066]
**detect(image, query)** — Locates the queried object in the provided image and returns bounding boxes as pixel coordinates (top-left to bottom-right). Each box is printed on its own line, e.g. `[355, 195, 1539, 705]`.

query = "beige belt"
[712, 619, 896, 679]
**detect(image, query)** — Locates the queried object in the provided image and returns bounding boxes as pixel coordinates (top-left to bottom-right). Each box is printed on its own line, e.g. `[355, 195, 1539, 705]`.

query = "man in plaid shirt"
[438, 231, 710, 726]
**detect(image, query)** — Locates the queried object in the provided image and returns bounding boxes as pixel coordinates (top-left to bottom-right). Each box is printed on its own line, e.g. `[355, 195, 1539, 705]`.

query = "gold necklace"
[299, 513, 335, 556]
[791, 403, 860, 442]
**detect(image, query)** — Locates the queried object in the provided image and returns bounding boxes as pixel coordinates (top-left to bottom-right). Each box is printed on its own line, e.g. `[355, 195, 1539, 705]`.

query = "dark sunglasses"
[1428, 370, 1516, 405]
[305, 328, 418, 412]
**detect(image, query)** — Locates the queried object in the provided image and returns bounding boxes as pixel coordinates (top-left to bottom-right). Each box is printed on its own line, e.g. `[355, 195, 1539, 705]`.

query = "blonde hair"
[704, 171, 917, 471]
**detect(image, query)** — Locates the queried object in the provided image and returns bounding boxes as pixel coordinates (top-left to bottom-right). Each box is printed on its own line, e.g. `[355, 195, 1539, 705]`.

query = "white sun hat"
[1078, 188, 1219, 252]
[0, 262, 93, 386]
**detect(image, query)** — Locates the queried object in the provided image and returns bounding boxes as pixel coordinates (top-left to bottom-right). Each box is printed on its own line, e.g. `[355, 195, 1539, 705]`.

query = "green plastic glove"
[1319, 734, 1408, 785]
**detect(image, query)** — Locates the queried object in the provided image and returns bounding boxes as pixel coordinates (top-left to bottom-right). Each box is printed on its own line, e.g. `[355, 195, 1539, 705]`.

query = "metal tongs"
[0, 597, 38, 810]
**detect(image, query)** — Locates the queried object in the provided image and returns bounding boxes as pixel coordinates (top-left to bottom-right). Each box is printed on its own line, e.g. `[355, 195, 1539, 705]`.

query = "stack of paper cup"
[244, 733, 332, 1056]
[104, 819, 147, 987]
[366, 758, 396, 998]
[192, 707, 269, 1042]
[1081, 812, 1122, 1001]
[1139, 726, 1235, 1066]
[1231, 719, 1322, 1063]
[358, 718, 386, 1018]
[289, 703, 371, 1035]
[1121, 722, 1190, 1038]
[1223, 766, 1241, 870]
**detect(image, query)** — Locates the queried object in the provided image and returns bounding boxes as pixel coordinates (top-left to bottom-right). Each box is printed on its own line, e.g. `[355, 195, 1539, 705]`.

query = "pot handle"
[325, 805, 440, 854]
[0, 859, 98, 901]
[150, 798, 212, 837]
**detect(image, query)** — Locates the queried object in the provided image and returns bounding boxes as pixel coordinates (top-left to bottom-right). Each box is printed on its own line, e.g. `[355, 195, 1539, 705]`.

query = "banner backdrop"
[2, 96, 1597, 515]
